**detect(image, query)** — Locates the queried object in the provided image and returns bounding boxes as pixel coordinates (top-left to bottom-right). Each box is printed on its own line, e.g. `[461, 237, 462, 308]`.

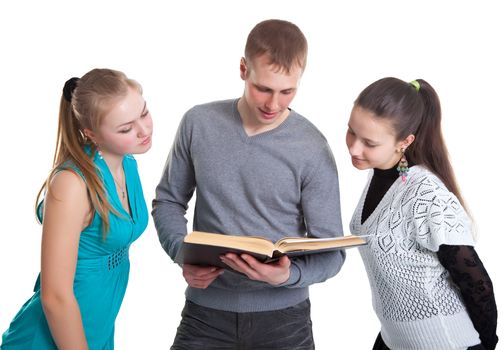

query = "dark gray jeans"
[171, 299, 315, 350]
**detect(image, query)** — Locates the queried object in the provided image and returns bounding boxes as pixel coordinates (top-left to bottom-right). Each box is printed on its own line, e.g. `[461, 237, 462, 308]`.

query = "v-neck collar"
[93, 150, 133, 221]
[232, 98, 293, 143]
[358, 165, 419, 227]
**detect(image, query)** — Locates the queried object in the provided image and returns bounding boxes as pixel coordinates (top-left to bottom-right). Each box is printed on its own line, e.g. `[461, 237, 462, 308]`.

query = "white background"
[1, 1, 502, 349]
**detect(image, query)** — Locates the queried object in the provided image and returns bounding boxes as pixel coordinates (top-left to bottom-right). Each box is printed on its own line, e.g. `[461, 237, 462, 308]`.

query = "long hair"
[36, 68, 142, 237]
[355, 77, 466, 209]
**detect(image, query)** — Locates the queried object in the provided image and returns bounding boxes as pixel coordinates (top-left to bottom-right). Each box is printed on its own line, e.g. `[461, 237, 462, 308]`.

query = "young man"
[152, 19, 344, 349]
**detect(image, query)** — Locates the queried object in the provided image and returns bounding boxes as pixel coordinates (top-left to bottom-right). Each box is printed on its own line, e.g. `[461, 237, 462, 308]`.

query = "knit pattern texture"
[350, 166, 480, 349]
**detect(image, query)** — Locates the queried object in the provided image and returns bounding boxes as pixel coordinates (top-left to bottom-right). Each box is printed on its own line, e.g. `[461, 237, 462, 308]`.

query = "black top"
[361, 165, 398, 225]
[362, 164, 498, 350]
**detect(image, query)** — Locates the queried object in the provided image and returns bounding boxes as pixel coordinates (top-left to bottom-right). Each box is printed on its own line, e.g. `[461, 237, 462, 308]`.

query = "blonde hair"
[37, 68, 142, 237]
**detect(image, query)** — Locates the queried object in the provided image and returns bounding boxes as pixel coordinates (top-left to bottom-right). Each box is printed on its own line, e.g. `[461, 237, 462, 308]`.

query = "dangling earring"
[92, 141, 103, 160]
[397, 149, 409, 183]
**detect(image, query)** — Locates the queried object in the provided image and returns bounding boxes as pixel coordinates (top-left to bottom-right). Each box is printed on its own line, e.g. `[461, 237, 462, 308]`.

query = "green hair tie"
[409, 80, 420, 92]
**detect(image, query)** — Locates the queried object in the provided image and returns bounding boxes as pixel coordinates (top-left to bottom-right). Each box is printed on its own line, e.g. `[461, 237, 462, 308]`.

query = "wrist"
[277, 263, 300, 287]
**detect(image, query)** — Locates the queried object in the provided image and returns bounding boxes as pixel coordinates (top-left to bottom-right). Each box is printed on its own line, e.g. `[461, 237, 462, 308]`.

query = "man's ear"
[240, 57, 248, 80]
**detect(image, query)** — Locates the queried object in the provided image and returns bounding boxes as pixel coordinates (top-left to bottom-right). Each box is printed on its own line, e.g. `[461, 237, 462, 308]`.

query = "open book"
[174, 231, 368, 268]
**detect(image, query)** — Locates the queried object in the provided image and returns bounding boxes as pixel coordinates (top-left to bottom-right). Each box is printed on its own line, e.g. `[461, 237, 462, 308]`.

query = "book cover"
[174, 231, 367, 268]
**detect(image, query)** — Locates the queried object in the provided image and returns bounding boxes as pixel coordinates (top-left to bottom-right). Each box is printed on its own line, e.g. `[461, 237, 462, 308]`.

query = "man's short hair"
[245, 19, 307, 74]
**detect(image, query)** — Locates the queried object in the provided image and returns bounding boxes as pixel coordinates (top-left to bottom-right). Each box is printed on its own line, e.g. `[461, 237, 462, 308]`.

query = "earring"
[93, 142, 103, 160]
[80, 130, 88, 144]
[397, 149, 409, 183]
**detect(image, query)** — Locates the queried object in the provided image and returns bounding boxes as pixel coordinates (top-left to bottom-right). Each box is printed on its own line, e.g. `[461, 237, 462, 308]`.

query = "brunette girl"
[347, 77, 498, 349]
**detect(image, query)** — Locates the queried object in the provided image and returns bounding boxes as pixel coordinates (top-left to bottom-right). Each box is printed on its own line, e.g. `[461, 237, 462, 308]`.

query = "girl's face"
[89, 87, 153, 158]
[346, 106, 407, 170]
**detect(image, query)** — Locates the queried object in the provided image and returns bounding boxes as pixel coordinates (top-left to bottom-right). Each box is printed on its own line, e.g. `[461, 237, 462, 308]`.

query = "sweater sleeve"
[281, 143, 346, 288]
[415, 181, 475, 251]
[152, 112, 195, 260]
[438, 245, 499, 350]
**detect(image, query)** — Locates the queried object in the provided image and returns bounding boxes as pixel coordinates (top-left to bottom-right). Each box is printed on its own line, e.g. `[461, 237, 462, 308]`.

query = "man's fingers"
[183, 264, 220, 276]
[182, 264, 224, 288]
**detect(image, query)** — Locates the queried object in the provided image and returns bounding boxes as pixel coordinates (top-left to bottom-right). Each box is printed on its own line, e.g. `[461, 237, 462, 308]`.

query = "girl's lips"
[140, 136, 151, 145]
[351, 156, 366, 164]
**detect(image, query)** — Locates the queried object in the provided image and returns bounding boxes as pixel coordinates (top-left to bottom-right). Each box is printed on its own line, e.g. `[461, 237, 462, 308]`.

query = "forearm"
[438, 245, 499, 350]
[282, 250, 346, 288]
[461, 273, 498, 349]
[465, 293, 499, 350]
[42, 295, 88, 350]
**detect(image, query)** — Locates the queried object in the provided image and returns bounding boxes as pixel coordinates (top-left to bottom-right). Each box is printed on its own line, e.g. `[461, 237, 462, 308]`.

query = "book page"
[275, 235, 367, 253]
[185, 231, 275, 256]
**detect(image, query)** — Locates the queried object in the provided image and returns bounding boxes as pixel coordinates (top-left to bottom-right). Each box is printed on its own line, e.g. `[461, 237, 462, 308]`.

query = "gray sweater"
[152, 99, 345, 312]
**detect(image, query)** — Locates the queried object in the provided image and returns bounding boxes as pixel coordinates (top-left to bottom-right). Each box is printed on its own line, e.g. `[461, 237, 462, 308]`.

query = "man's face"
[239, 54, 303, 133]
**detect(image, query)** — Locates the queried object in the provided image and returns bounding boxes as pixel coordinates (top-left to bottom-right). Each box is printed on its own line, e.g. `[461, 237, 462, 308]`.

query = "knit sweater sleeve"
[281, 142, 346, 288]
[438, 245, 499, 350]
[414, 178, 475, 251]
[152, 111, 195, 260]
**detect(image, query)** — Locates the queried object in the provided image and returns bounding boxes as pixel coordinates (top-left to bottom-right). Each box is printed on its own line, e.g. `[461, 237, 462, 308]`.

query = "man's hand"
[220, 253, 291, 285]
[182, 264, 224, 289]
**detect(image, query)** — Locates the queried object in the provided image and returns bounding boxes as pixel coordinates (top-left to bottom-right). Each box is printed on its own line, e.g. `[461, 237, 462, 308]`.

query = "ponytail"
[407, 79, 465, 209]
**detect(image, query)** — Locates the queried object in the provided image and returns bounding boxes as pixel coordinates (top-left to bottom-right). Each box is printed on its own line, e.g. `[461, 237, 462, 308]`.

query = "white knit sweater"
[350, 166, 481, 349]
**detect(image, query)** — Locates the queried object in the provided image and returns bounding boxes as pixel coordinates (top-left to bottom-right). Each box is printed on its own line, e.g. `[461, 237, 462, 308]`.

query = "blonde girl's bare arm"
[40, 170, 92, 350]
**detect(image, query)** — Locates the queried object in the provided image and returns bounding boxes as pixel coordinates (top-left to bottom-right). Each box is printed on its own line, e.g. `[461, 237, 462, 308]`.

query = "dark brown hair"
[245, 19, 307, 74]
[355, 77, 465, 208]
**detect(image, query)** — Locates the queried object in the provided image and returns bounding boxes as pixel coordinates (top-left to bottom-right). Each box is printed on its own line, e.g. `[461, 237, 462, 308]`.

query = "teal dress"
[1, 150, 148, 349]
